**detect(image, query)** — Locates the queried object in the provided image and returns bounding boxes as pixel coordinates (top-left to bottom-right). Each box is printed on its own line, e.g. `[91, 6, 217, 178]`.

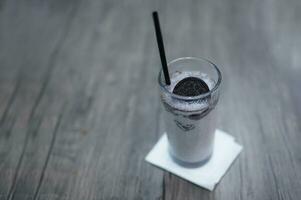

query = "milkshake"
[158, 57, 221, 165]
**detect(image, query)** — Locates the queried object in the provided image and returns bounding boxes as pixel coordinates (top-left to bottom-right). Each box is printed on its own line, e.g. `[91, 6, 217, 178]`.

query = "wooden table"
[1, 0, 301, 199]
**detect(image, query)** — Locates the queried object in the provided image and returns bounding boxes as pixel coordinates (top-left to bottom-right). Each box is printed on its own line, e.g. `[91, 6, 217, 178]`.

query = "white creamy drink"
[161, 71, 219, 164]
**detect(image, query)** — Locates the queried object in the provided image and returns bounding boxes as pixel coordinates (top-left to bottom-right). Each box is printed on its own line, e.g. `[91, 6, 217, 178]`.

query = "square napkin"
[145, 129, 242, 191]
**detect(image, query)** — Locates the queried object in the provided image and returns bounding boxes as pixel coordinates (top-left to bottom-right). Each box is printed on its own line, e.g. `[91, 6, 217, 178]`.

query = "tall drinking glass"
[158, 57, 222, 165]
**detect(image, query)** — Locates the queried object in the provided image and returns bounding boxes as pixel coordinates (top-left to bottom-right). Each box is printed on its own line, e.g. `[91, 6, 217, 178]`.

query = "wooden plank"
[21, 0, 163, 199]
[0, 0, 80, 199]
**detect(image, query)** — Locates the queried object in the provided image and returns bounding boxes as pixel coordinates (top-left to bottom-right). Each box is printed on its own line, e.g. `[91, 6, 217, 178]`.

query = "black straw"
[152, 11, 171, 85]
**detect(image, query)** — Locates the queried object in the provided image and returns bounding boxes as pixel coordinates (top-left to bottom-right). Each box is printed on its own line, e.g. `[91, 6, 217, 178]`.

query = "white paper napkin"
[145, 129, 242, 191]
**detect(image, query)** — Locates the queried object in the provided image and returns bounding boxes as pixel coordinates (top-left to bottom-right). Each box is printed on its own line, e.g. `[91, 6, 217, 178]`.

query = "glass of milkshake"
[158, 57, 222, 166]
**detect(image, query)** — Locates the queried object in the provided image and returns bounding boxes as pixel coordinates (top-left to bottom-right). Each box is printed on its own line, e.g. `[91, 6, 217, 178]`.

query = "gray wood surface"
[0, 0, 301, 199]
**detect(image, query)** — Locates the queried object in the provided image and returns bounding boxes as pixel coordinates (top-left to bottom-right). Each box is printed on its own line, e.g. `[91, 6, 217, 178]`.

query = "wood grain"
[0, 0, 301, 199]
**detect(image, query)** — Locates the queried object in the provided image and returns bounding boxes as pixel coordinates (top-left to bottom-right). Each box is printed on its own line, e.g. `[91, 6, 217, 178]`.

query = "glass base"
[169, 150, 213, 168]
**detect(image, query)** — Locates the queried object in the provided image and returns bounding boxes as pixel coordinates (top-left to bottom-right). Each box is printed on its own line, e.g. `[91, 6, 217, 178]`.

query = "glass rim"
[158, 57, 222, 100]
